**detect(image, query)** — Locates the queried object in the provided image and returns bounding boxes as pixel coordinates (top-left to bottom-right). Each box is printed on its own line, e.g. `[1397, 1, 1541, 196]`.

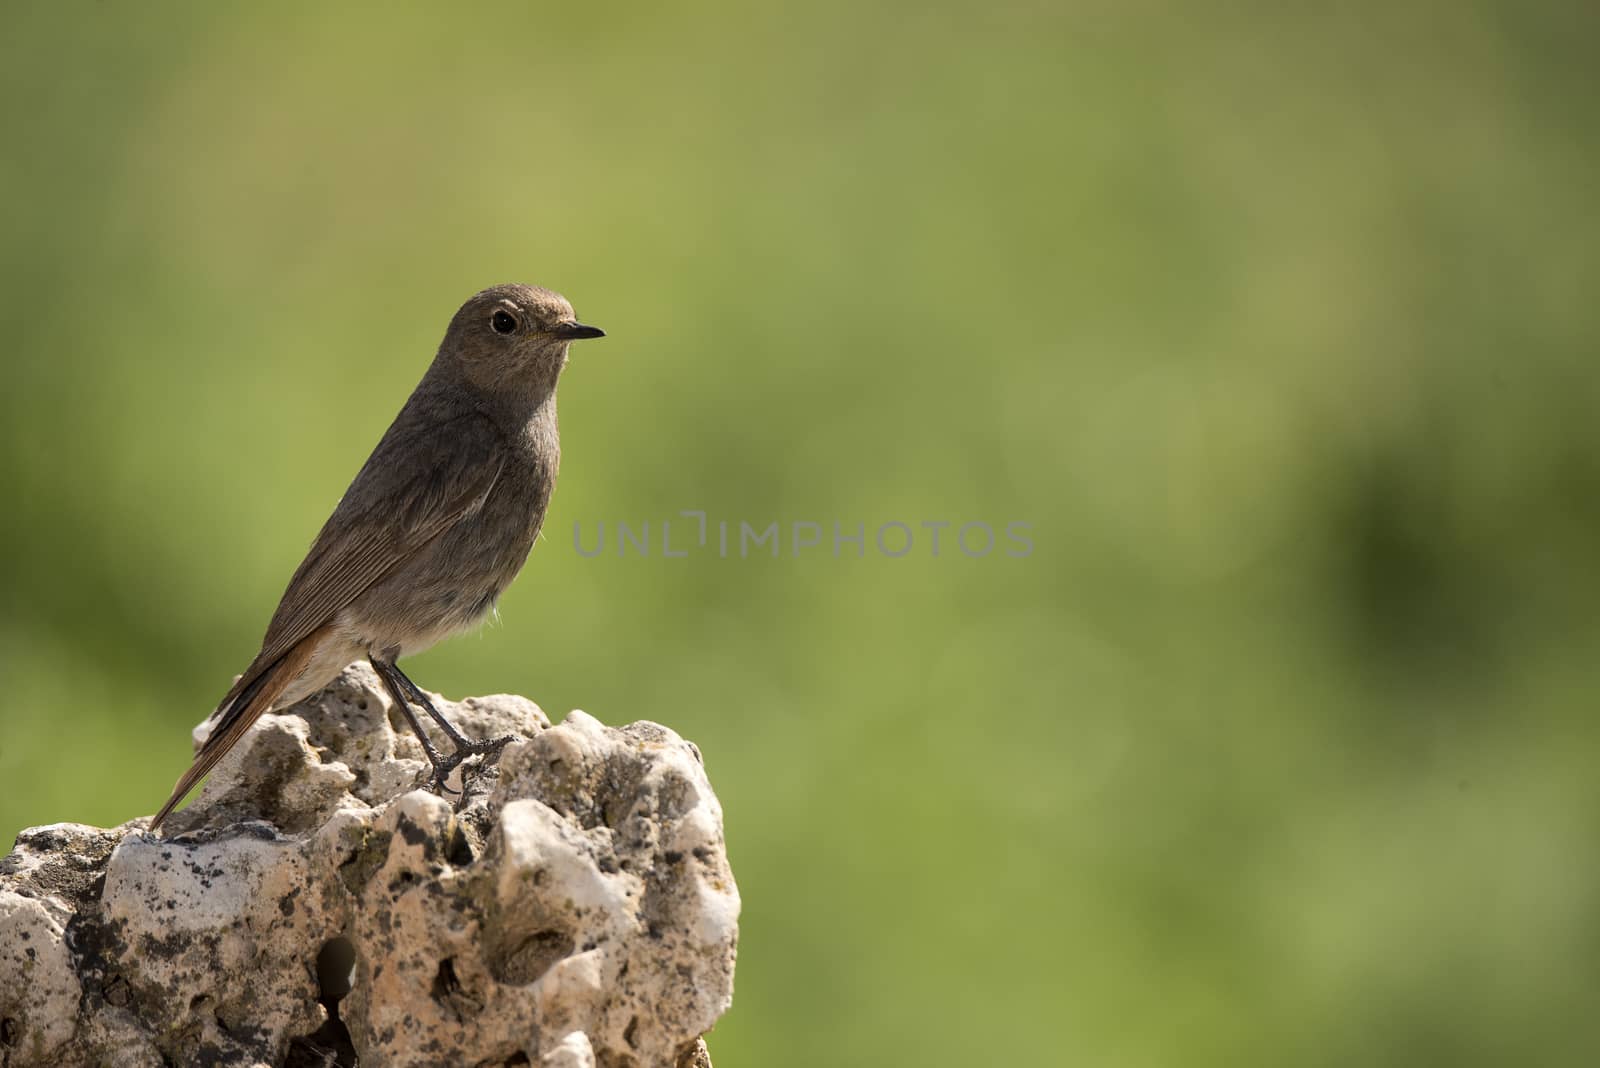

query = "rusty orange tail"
[150, 628, 329, 829]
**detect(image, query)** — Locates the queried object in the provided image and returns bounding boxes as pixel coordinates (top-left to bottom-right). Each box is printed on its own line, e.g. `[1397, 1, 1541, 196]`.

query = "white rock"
[0, 663, 738, 1067]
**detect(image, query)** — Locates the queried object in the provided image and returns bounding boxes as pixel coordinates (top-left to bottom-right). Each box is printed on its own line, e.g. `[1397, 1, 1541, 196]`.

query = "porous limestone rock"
[0, 663, 738, 1068]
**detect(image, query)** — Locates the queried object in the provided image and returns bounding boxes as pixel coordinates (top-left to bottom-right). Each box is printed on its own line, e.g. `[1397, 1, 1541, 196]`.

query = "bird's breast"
[346, 455, 556, 656]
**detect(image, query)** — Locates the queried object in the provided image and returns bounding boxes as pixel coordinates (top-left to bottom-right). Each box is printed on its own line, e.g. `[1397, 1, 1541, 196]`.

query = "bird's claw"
[424, 734, 518, 797]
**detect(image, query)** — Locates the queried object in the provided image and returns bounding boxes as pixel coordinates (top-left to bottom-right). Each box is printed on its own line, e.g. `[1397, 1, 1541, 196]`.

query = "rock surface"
[0, 664, 739, 1067]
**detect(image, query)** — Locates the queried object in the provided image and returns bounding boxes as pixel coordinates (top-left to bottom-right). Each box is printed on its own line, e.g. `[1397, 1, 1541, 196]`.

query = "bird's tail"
[150, 628, 329, 829]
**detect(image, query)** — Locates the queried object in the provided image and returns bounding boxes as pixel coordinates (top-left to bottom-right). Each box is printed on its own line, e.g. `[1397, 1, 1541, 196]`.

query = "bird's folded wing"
[222, 411, 507, 707]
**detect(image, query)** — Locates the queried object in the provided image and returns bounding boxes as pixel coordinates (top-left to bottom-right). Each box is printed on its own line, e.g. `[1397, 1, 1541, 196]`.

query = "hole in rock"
[287, 937, 359, 1067]
[432, 957, 462, 1002]
[285, 1023, 358, 1068]
[317, 937, 357, 1003]
[488, 927, 576, 985]
[504, 1054, 531, 1066]
[446, 825, 476, 866]
[431, 956, 490, 1022]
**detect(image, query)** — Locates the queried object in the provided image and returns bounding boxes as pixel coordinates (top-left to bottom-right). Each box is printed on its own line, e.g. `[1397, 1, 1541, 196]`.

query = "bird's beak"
[553, 321, 605, 340]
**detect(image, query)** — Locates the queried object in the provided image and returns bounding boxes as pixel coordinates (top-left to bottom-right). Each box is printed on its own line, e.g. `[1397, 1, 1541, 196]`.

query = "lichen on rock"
[0, 663, 738, 1068]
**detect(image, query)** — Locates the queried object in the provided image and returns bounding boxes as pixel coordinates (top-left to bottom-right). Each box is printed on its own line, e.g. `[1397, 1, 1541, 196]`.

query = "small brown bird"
[152, 283, 604, 829]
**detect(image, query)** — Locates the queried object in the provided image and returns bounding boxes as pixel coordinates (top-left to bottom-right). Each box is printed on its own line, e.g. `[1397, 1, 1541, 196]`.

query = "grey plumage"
[152, 283, 603, 829]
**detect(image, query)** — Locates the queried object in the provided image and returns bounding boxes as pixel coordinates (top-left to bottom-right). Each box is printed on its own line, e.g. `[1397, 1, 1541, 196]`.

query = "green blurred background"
[3, 3, 1598, 1064]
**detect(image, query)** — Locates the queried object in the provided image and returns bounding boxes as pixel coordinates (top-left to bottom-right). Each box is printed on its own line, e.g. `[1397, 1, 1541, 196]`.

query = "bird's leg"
[393, 662, 518, 762]
[371, 657, 516, 794]
[371, 657, 462, 794]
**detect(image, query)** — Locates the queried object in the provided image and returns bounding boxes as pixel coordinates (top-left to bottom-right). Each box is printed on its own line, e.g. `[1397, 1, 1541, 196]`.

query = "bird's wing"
[220, 411, 507, 708]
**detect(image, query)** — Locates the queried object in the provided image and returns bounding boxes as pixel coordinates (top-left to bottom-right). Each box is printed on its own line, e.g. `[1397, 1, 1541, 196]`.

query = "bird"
[151, 283, 604, 829]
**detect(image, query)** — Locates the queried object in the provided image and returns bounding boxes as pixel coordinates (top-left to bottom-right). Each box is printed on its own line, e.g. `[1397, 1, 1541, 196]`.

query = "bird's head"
[442, 283, 604, 391]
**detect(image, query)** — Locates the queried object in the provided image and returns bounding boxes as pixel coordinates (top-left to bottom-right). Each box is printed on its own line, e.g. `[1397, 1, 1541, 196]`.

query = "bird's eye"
[491, 310, 517, 335]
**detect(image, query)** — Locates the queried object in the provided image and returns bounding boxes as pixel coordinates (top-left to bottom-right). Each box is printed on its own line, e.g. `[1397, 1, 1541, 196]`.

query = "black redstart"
[151, 283, 604, 829]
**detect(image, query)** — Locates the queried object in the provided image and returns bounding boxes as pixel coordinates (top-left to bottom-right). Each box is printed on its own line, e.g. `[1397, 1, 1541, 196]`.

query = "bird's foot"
[424, 734, 518, 796]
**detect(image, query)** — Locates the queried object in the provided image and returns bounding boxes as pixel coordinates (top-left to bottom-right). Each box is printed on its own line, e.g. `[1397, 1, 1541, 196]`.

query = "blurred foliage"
[2, 2, 1598, 1064]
